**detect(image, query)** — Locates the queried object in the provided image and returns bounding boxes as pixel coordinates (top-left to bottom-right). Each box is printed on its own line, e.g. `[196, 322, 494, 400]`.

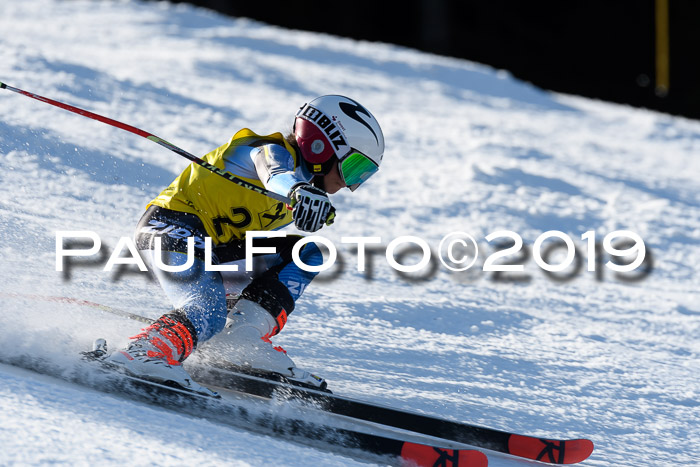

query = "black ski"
[4, 294, 592, 464]
[187, 362, 594, 465]
[0, 353, 487, 467]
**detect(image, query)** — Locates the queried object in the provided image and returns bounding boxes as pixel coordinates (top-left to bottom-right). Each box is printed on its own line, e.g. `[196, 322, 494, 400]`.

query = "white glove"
[290, 184, 335, 232]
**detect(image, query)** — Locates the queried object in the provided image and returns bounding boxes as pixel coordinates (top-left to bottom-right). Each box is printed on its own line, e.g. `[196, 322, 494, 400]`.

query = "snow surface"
[1, 0, 699, 465]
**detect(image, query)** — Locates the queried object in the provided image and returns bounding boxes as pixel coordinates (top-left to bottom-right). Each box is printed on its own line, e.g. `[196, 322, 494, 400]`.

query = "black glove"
[290, 184, 335, 232]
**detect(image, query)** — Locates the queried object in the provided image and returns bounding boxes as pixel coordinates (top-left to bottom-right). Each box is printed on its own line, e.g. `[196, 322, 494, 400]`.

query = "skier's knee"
[297, 241, 323, 272]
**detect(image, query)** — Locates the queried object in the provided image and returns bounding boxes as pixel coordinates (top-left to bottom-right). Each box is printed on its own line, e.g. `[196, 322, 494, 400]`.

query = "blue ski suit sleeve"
[251, 144, 311, 197]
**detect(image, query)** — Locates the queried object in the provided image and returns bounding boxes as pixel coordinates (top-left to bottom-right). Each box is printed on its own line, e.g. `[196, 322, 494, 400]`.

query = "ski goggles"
[338, 150, 379, 191]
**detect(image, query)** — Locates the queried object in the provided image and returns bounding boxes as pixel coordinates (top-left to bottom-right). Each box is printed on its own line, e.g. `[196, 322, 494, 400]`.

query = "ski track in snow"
[1, 1, 699, 466]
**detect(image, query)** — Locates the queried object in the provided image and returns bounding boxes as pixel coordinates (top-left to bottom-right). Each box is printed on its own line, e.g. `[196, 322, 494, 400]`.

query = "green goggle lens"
[339, 152, 379, 191]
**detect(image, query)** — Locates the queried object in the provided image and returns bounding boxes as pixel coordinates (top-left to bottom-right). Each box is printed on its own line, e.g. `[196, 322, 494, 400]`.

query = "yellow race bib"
[149, 129, 296, 244]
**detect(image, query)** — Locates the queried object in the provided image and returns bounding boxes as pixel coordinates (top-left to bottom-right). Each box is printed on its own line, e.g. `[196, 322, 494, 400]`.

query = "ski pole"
[0, 81, 292, 205]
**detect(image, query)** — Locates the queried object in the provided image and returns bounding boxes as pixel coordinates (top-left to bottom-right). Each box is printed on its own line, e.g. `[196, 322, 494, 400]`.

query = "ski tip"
[401, 442, 488, 467]
[508, 435, 594, 464]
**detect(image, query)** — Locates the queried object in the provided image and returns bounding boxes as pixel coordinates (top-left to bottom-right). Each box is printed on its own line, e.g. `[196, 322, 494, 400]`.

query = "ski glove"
[290, 184, 335, 232]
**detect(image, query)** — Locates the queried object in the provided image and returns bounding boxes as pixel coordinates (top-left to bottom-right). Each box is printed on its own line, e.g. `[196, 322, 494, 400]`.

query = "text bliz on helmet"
[302, 105, 347, 151]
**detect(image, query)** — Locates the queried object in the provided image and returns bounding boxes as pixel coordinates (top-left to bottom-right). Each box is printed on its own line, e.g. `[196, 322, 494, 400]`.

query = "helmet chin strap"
[311, 175, 326, 191]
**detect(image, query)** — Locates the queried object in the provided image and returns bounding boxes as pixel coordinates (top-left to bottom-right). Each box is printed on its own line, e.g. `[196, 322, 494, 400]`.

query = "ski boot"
[104, 311, 217, 397]
[206, 297, 327, 391]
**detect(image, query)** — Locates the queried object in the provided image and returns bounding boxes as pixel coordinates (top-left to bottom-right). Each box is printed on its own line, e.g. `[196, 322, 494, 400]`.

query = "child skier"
[106, 95, 385, 395]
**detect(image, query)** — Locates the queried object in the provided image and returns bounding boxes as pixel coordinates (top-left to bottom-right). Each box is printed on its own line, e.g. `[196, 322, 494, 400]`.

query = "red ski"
[508, 435, 594, 464]
[401, 443, 488, 466]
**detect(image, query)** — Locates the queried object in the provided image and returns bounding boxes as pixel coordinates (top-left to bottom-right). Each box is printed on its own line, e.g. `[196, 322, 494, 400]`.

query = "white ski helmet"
[294, 95, 384, 191]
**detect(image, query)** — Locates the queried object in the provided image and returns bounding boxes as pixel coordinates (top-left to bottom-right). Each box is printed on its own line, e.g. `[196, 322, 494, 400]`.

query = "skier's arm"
[251, 144, 308, 197]
[252, 143, 334, 232]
